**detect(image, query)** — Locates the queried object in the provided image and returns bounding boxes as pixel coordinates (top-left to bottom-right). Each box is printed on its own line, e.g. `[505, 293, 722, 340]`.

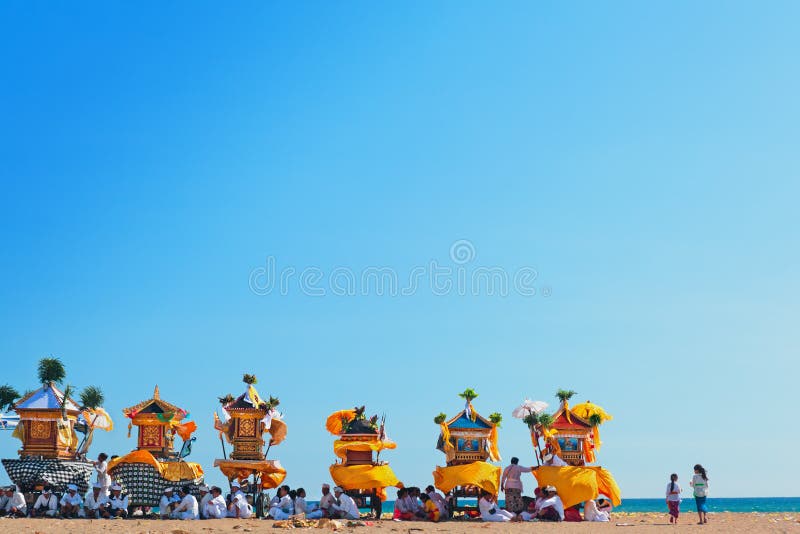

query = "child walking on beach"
[690, 464, 709, 524]
[665, 473, 681, 524]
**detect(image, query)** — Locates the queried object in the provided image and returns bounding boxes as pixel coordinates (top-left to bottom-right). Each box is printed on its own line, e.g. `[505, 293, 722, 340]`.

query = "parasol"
[570, 401, 613, 422]
[512, 399, 549, 418]
[82, 407, 114, 431]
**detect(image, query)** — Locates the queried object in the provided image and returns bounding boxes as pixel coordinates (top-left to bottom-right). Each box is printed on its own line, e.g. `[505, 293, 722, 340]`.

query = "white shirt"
[538, 495, 565, 520]
[295, 496, 307, 514]
[666, 482, 682, 501]
[690, 474, 709, 497]
[60, 492, 83, 507]
[332, 493, 359, 519]
[174, 494, 199, 518]
[206, 495, 227, 518]
[95, 460, 111, 488]
[34, 494, 58, 512]
[478, 496, 499, 519]
[231, 492, 252, 518]
[0, 495, 7, 510]
[584, 499, 609, 522]
[85, 491, 104, 511]
[109, 493, 128, 510]
[159, 494, 174, 514]
[5, 492, 26, 512]
[319, 492, 335, 510]
[199, 492, 212, 518]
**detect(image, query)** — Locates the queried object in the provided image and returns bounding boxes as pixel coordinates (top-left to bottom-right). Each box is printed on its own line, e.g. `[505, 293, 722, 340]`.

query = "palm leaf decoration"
[243, 374, 258, 385]
[433, 412, 447, 425]
[60, 384, 74, 420]
[522, 412, 539, 428]
[458, 388, 479, 402]
[537, 413, 554, 429]
[588, 413, 603, 427]
[555, 389, 577, 403]
[0, 385, 20, 412]
[38, 357, 66, 385]
[266, 396, 280, 410]
[489, 412, 503, 427]
[79, 386, 104, 409]
[218, 394, 234, 405]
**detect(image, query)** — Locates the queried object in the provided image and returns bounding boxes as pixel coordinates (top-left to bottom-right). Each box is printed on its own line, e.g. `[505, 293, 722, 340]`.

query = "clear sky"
[1, 1, 798, 499]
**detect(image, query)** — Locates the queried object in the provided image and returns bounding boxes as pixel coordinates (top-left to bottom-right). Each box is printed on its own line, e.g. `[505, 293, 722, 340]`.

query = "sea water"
[367, 497, 800, 515]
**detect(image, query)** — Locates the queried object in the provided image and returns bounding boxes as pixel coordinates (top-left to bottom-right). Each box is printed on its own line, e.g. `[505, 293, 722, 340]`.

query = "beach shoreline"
[1, 513, 798, 533]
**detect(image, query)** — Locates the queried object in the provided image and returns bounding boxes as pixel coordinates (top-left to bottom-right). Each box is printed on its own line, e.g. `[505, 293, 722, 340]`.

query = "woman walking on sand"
[690, 464, 709, 524]
[665, 473, 681, 524]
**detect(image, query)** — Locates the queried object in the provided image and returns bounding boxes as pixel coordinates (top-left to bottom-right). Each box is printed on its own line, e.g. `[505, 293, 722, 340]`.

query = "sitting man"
[159, 487, 178, 519]
[2, 486, 27, 517]
[204, 486, 227, 519]
[306, 483, 335, 519]
[59, 484, 83, 518]
[102, 484, 129, 518]
[330, 487, 359, 520]
[227, 481, 252, 518]
[84, 483, 105, 519]
[31, 486, 59, 518]
[536, 485, 564, 521]
[171, 486, 199, 520]
[197, 485, 212, 519]
[268, 485, 293, 520]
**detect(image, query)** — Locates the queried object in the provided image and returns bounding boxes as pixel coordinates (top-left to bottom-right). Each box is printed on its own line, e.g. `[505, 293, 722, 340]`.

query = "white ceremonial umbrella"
[512, 399, 549, 418]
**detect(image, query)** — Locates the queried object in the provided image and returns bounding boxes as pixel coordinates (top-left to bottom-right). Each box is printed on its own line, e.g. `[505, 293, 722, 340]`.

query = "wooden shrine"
[13, 383, 81, 459]
[121, 386, 183, 458]
[549, 404, 593, 466]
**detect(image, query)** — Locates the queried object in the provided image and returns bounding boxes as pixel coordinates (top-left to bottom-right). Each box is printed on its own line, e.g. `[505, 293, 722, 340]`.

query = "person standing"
[93, 453, 111, 495]
[500, 457, 532, 513]
[690, 464, 709, 525]
[665, 473, 682, 524]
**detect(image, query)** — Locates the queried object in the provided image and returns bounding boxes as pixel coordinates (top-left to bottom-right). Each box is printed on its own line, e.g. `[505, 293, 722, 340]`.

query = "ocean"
[370, 497, 800, 514]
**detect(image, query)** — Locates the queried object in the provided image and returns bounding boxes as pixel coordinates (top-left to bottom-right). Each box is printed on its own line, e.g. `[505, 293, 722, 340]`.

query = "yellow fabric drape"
[213, 459, 286, 489]
[487, 426, 501, 462]
[532, 466, 622, 509]
[11, 421, 24, 441]
[582, 438, 595, 464]
[108, 450, 204, 481]
[432, 461, 501, 495]
[593, 425, 602, 450]
[268, 418, 287, 446]
[440, 423, 455, 463]
[326, 410, 357, 435]
[246, 385, 264, 407]
[330, 463, 401, 501]
[332, 439, 396, 460]
[563, 401, 572, 423]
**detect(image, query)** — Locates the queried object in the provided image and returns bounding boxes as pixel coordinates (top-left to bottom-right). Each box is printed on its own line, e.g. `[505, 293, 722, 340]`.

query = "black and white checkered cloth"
[108, 462, 204, 507]
[1, 458, 94, 494]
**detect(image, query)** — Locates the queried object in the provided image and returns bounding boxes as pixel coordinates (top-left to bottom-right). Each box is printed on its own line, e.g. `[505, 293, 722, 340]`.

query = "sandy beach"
[1, 513, 798, 533]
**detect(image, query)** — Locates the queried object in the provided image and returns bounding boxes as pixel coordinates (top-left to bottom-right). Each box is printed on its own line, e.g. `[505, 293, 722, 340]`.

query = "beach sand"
[1, 513, 798, 533]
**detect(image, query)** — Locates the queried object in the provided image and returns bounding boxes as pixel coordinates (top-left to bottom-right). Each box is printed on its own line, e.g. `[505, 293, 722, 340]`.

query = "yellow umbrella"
[82, 407, 114, 431]
[570, 401, 613, 422]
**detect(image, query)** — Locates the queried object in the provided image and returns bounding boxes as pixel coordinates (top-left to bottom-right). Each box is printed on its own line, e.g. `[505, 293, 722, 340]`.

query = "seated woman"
[269, 485, 293, 520]
[478, 490, 515, 522]
[584, 499, 610, 522]
[393, 488, 414, 520]
[419, 493, 440, 522]
[535, 486, 564, 522]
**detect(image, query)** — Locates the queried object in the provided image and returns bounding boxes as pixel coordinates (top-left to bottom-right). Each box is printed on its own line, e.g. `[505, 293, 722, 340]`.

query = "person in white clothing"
[204, 487, 227, 519]
[171, 486, 199, 520]
[294, 488, 308, 515]
[60, 484, 83, 518]
[307, 483, 335, 519]
[269, 485, 293, 520]
[31, 487, 59, 517]
[197, 485, 212, 518]
[102, 484, 129, 518]
[2, 486, 27, 517]
[159, 487, 177, 519]
[330, 487, 359, 520]
[83, 483, 105, 519]
[535, 486, 564, 521]
[584, 499, 610, 522]
[93, 453, 111, 495]
[227, 481, 252, 518]
[478, 490, 515, 522]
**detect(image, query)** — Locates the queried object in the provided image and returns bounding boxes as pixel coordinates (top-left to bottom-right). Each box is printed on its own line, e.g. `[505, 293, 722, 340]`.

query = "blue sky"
[1, 1, 798, 498]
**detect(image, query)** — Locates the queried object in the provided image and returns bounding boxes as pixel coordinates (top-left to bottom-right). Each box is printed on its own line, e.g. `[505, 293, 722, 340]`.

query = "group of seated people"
[0, 483, 129, 519]
[393, 486, 449, 522]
